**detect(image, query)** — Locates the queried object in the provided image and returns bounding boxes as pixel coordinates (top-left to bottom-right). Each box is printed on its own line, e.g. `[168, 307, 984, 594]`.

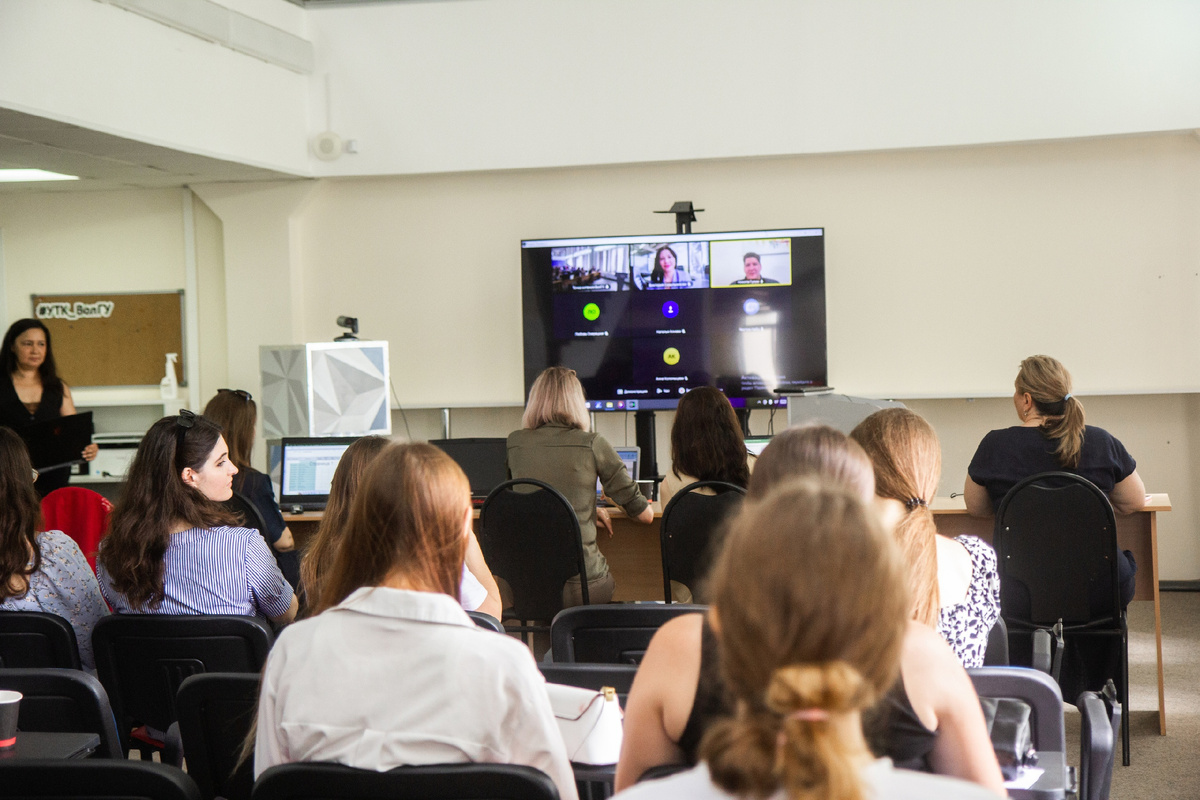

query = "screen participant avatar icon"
[583, 303, 601, 321]
[662, 301, 680, 319]
[663, 347, 681, 366]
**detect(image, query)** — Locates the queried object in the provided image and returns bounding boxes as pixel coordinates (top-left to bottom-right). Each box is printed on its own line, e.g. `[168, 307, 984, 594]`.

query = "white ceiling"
[0, 107, 303, 193]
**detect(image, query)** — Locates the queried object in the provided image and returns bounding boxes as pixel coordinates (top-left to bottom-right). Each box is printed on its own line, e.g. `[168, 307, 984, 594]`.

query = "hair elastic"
[905, 497, 927, 511]
[1063, 393, 1072, 401]
[788, 708, 830, 722]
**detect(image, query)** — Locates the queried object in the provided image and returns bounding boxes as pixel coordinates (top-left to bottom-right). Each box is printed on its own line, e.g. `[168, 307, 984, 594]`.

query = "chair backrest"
[968, 666, 1066, 753]
[252, 762, 561, 800]
[659, 481, 745, 603]
[91, 614, 273, 748]
[550, 604, 707, 664]
[994, 472, 1120, 626]
[983, 616, 1010, 666]
[1077, 690, 1116, 800]
[0, 610, 81, 669]
[39, 486, 112, 572]
[466, 611, 505, 633]
[175, 673, 260, 800]
[537, 662, 638, 705]
[479, 479, 588, 621]
[0, 667, 123, 758]
[0, 759, 203, 800]
[224, 491, 270, 535]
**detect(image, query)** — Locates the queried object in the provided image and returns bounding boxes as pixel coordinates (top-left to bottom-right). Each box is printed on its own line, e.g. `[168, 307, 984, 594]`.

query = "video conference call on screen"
[521, 228, 827, 411]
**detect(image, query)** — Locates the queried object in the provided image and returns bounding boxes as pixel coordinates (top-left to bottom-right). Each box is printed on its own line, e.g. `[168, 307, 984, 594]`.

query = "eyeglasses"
[175, 409, 196, 471]
[218, 388, 253, 402]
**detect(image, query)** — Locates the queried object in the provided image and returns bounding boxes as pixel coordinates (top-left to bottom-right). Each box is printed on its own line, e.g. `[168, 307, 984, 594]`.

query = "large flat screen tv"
[521, 227, 826, 411]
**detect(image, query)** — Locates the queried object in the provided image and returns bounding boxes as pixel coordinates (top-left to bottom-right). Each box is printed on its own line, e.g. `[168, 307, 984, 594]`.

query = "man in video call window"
[731, 252, 779, 284]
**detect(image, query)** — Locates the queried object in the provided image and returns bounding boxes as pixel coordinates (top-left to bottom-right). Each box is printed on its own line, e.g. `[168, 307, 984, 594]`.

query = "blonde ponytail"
[1016, 355, 1085, 469]
[699, 480, 908, 800]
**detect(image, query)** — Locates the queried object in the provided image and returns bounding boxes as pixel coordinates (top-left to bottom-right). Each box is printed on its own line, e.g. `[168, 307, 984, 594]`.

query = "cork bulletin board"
[31, 291, 186, 387]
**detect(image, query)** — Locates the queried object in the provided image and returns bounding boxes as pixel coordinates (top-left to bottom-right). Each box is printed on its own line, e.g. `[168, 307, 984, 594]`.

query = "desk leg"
[1151, 511, 1166, 735]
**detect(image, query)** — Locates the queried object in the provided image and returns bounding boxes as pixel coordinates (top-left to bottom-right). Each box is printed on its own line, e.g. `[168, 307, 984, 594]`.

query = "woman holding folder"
[0, 319, 97, 496]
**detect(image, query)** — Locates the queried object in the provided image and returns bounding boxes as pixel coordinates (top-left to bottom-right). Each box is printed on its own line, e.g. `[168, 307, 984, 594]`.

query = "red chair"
[40, 487, 113, 572]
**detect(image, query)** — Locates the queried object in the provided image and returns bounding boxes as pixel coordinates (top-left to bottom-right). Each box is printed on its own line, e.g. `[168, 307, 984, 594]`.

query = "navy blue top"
[968, 425, 1137, 512]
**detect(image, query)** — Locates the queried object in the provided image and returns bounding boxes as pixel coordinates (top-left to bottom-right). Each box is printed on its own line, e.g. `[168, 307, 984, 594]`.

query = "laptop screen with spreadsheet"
[279, 437, 358, 509]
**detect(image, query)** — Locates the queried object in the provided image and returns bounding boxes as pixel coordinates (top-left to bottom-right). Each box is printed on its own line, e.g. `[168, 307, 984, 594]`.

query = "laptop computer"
[21, 411, 94, 471]
[429, 438, 509, 504]
[279, 437, 359, 512]
[597, 445, 641, 504]
[744, 436, 772, 457]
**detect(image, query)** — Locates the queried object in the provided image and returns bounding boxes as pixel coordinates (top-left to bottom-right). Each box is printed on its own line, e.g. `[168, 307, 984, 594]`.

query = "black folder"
[20, 411, 94, 472]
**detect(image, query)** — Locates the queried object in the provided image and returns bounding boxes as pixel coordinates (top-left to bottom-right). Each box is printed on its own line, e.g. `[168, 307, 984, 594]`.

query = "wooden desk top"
[930, 493, 1171, 515]
[286, 494, 1170, 523]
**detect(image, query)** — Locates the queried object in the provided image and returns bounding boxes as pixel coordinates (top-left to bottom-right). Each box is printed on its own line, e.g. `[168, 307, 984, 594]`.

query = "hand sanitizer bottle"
[160, 353, 179, 400]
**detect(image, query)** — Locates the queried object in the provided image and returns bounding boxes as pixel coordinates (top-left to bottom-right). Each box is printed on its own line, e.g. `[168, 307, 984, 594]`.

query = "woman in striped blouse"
[97, 412, 297, 625]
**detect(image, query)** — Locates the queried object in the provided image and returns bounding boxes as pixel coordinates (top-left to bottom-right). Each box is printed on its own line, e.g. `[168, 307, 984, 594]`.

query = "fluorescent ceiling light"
[0, 169, 80, 183]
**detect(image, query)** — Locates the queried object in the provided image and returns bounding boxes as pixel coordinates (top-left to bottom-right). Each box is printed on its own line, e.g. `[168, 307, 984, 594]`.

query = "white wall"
[0, 0, 310, 174]
[307, 0, 1200, 176]
[291, 132, 1200, 406]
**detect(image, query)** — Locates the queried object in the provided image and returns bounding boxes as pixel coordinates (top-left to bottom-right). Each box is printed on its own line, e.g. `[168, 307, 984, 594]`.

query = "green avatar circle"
[583, 303, 601, 321]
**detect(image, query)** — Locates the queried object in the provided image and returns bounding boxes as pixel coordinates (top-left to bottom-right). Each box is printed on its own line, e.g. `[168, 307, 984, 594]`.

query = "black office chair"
[252, 762, 561, 800]
[994, 472, 1130, 764]
[1078, 680, 1122, 800]
[226, 491, 301, 593]
[466, 610, 505, 633]
[0, 667, 123, 758]
[538, 663, 638, 705]
[659, 481, 745, 603]
[175, 673, 261, 800]
[550, 604, 707, 664]
[0, 759, 203, 800]
[91, 614, 273, 759]
[983, 616, 1010, 666]
[0, 610, 82, 669]
[479, 479, 589, 634]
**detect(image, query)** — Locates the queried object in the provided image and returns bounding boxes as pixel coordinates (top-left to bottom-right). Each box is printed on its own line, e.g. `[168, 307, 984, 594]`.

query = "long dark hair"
[0, 428, 44, 601]
[99, 413, 236, 610]
[202, 390, 257, 473]
[670, 387, 750, 487]
[650, 246, 678, 283]
[300, 435, 389, 613]
[2, 319, 62, 392]
[317, 443, 470, 614]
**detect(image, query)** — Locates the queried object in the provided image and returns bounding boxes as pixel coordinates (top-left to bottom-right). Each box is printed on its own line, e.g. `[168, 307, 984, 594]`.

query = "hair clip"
[905, 497, 927, 511]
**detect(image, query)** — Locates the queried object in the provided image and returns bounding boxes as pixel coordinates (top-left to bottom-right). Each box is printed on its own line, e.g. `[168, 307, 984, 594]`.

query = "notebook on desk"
[597, 446, 640, 506]
[744, 435, 772, 457]
[279, 437, 359, 512]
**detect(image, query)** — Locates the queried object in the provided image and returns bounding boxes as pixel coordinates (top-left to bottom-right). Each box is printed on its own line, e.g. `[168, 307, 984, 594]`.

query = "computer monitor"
[430, 438, 510, 499]
[744, 436, 772, 457]
[597, 446, 641, 498]
[279, 437, 359, 511]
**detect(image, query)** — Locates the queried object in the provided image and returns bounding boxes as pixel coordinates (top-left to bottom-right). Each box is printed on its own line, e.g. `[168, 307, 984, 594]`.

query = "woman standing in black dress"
[0, 319, 97, 496]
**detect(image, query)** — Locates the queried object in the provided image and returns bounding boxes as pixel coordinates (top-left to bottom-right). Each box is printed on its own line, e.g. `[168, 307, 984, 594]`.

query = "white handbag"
[545, 683, 624, 765]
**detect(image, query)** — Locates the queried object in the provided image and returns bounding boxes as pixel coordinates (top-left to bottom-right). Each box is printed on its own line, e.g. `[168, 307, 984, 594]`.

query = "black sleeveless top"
[0, 373, 70, 495]
[677, 619, 939, 770]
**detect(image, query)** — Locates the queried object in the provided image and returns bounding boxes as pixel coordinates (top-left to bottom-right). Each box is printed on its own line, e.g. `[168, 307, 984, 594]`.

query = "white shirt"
[613, 761, 1000, 800]
[255, 586, 577, 800]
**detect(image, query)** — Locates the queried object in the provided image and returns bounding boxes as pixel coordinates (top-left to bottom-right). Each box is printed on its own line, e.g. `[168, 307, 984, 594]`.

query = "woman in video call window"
[650, 245, 690, 286]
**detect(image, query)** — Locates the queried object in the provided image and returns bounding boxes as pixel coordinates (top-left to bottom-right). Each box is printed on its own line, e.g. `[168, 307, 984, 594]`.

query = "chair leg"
[1121, 628, 1131, 767]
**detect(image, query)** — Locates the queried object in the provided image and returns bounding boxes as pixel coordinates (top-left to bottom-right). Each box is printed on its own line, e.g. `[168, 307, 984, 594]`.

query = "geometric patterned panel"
[259, 345, 311, 438]
[307, 342, 391, 436]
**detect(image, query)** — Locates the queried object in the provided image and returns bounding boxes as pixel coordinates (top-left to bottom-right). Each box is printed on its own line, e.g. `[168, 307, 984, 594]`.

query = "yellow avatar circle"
[663, 347, 681, 366]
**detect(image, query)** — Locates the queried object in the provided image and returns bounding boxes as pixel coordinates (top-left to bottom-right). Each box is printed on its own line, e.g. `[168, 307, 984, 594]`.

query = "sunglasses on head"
[175, 409, 196, 471]
[218, 388, 253, 402]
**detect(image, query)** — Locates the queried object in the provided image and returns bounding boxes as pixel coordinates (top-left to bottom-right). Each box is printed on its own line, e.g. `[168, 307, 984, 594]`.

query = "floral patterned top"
[936, 535, 1001, 669]
[1, 531, 109, 670]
